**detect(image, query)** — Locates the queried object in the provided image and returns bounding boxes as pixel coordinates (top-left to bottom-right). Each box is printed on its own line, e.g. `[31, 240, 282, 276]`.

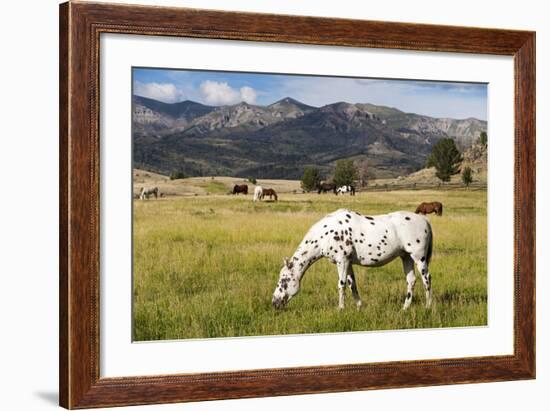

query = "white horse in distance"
[253, 186, 263, 202]
[139, 187, 159, 200]
[336, 185, 355, 196]
[272, 209, 433, 311]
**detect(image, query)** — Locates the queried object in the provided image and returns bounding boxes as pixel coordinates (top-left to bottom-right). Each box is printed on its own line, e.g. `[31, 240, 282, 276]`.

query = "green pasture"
[133, 189, 487, 341]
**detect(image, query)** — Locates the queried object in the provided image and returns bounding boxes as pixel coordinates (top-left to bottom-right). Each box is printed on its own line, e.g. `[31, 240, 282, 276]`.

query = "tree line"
[300, 131, 487, 191]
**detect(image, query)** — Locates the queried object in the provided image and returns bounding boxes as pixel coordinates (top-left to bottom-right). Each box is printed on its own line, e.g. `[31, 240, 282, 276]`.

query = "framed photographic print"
[59, 1, 535, 409]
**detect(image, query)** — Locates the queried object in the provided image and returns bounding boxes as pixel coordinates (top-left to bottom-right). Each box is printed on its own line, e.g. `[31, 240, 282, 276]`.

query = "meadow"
[133, 187, 487, 341]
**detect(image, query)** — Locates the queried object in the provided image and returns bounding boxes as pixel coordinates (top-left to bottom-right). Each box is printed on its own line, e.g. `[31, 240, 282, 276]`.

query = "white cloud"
[239, 86, 257, 104]
[200, 80, 257, 105]
[134, 82, 185, 103]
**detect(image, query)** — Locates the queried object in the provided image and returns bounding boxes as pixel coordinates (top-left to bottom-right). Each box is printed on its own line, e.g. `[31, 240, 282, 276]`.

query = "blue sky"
[133, 68, 487, 120]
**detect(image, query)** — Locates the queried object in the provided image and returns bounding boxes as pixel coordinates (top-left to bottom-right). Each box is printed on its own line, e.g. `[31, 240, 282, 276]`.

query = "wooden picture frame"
[59, 1, 535, 408]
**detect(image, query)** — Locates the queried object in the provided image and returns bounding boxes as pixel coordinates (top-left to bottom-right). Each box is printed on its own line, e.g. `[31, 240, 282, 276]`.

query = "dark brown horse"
[415, 201, 443, 216]
[317, 182, 337, 194]
[232, 184, 249, 195]
[261, 188, 278, 201]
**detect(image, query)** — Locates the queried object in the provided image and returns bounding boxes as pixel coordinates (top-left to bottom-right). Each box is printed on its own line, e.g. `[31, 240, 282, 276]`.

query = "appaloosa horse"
[232, 184, 249, 195]
[272, 209, 433, 311]
[261, 188, 278, 201]
[415, 201, 443, 216]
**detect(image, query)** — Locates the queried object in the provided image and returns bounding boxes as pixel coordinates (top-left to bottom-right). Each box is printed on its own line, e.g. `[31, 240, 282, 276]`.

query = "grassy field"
[133, 188, 487, 341]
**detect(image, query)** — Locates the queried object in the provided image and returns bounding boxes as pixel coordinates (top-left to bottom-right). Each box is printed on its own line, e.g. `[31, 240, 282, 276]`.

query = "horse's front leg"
[336, 259, 349, 310]
[401, 255, 416, 310]
[346, 264, 362, 309]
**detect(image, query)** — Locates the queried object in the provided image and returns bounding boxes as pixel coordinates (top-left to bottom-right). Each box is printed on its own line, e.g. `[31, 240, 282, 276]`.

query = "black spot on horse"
[371, 222, 375, 225]
[371, 258, 379, 262]
[338, 221, 343, 225]
[405, 217, 411, 221]
[340, 280, 345, 286]
[360, 233, 364, 236]
[416, 239, 420, 243]
[407, 292, 412, 299]
[346, 214, 351, 219]
[365, 216, 374, 220]
[421, 256, 425, 262]
[334, 236, 340, 241]
[323, 225, 327, 228]
[368, 244, 372, 247]
[407, 243, 411, 246]
[301, 251, 307, 256]
[330, 229, 334, 233]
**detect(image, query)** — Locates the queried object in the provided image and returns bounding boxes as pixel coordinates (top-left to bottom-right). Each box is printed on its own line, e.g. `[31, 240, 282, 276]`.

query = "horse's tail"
[426, 222, 434, 265]
[438, 204, 443, 216]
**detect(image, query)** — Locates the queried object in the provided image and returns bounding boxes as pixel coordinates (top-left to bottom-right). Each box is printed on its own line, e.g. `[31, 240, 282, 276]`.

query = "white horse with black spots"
[253, 186, 263, 202]
[272, 209, 433, 310]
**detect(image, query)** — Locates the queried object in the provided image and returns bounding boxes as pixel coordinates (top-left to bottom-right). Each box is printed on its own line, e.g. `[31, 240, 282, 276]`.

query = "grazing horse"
[261, 188, 278, 201]
[317, 182, 337, 194]
[336, 185, 356, 196]
[253, 186, 263, 202]
[415, 201, 443, 216]
[139, 186, 159, 200]
[232, 184, 249, 195]
[272, 209, 433, 311]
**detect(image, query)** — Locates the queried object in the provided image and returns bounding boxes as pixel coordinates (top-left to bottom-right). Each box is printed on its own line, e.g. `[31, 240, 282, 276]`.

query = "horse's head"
[272, 258, 301, 309]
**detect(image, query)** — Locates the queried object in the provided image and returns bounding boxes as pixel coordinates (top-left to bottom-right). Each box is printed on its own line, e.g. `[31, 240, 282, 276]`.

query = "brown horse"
[317, 182, 337, 194]
[415, 201, 443, 216]
[261, 188, 278, 201]
[232, 184, 248, 195]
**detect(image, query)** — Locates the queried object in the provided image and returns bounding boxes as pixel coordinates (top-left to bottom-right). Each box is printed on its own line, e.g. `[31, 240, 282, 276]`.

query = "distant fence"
[358, 181, 487, 192]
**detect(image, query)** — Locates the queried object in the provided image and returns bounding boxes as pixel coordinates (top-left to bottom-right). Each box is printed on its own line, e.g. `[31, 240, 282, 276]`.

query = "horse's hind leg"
[401, 255, 416, 310]
[413, 257, 432, 308]
[346, 265, 362, 309]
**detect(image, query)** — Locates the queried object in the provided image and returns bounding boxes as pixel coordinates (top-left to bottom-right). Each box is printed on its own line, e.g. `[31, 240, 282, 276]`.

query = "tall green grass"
[133, 190, 487, 341]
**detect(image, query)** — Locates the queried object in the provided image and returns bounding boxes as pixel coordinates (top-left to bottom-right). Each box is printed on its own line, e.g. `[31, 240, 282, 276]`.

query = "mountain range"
[133, 95, 487, 179]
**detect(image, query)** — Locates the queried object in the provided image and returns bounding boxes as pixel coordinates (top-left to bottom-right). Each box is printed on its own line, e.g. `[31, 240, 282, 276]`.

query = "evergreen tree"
[479, 131, 488, 146]
[426, 138, 463, 182]
[462, 166, 473, 187]
[333, 159, 358, 187]
[300, 167, 321, 191]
